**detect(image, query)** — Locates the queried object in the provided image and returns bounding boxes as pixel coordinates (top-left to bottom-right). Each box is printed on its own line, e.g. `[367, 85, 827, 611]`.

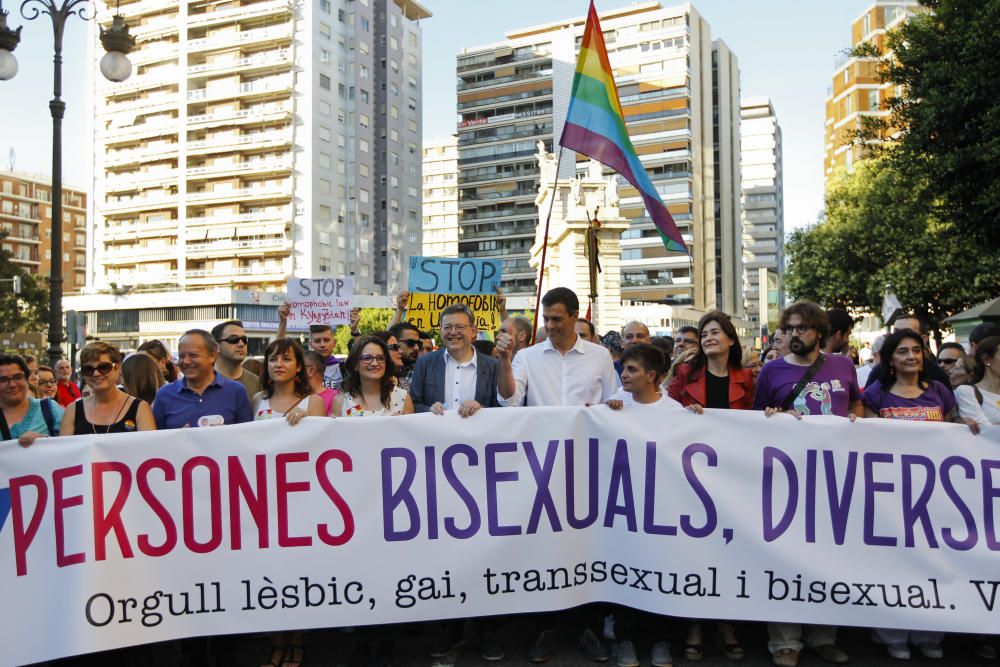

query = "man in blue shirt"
[152, 329, 252, 430]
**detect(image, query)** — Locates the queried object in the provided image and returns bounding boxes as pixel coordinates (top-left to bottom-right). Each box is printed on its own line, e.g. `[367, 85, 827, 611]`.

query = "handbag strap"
[0, 408, 11, 442]
[780, 352, 827, 412]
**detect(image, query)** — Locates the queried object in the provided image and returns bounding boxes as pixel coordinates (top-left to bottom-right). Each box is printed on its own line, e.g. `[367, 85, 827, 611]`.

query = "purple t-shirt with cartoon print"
[752, 354, 861, 417]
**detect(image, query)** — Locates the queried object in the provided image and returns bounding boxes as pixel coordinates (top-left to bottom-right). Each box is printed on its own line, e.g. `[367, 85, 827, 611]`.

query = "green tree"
[0, 234, 49, 333]
[785, 160, 1000, 343]
[853, 1, 1000, 248]
[333, 308, 394, 354]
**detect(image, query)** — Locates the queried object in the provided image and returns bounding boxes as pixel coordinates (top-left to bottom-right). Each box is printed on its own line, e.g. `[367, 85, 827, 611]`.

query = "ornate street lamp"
[0, 0, 133, 367]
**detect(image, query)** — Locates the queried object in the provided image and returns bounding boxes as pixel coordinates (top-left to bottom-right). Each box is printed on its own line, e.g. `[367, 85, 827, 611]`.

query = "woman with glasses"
[252, 339, 325, 425]
[0, 354, 64, 446]
[333, 335, 413, 417]
[35, 366, 59, 400]
[59, 341, 156, 435]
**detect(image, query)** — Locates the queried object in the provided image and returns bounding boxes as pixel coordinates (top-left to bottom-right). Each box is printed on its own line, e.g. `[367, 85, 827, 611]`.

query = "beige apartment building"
[456, 1, 743, 315]
[823, 0, 919, 179]
[0, 172, 87, 292]
[421, 136, 458, 257]
[90, 0, 428, 295]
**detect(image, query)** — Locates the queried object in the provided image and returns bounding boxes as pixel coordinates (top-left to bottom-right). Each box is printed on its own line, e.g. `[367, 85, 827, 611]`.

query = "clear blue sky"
[0, 0, 873, 231]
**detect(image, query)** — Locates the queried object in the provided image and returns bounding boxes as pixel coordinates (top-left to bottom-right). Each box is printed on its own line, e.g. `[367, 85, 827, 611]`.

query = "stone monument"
[531, 146, 629, 334]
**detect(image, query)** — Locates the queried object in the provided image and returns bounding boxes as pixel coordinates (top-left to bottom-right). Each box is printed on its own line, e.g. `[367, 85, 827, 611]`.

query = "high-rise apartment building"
[455, 1, 743, 314]
[91, 0, 428, 295]
[0, 172, 87, 292]
[823, 0, 919, 180]
[421, 136, 459, 257]
[740, 97, 784, 326]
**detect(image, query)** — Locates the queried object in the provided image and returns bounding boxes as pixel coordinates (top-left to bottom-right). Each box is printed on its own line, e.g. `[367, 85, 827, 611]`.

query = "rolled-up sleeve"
[497, 352, 528, 407]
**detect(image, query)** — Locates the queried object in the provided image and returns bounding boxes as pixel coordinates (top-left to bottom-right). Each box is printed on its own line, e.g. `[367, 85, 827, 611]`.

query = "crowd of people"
[1, 286, 998, 667]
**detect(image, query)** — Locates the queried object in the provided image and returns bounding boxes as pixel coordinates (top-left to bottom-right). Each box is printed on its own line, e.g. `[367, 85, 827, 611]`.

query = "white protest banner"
[285, 277, 354, 327]
[1, 408, 999, 665]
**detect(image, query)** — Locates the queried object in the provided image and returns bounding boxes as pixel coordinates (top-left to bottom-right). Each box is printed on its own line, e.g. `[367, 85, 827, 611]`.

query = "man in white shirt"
[496, 287, 619, 408]
[494, 287, 616, 663]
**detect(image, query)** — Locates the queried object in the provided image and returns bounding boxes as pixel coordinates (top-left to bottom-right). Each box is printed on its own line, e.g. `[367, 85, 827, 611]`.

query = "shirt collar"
[444, 348, 477, 368]
[181, 370, 223, 393]
[542, 334, 586, 355]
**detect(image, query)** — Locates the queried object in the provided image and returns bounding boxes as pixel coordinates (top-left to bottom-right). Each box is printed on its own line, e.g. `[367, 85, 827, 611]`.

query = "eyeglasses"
[359, 354, 386, 366]
[37, 379, 57, 386]
[441, 324, 471, 333]
[81, 362, 116, 377]
[386, 343, 400, 351]
[399, 338, 422, 347]
[785, 324, 811, 334]
[0, 373, 27, 386]
[217, 335, 249, 345]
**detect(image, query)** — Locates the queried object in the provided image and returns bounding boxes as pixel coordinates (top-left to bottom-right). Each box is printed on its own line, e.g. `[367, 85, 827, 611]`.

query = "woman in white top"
[957, 335, 1000, 428]
[333, 335, 413, 417]
[251, 338, 325, 425]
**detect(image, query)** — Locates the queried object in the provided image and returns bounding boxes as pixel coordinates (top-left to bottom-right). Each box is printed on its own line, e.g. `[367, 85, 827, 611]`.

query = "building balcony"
[187, 76, 293, 103]
[185, 159, 292, 180]
[102, 245, 178, 264]
[102, 120, 180, 143]
[104, 95, 179, 120]
[185, 185, 292, 204]
[185, 264, 288, 284]
[185, 209, 290, 227]
[187, 50, 291, 77]
[100, 69, 181, 96]
[105, 144, 179, 168]
[102, 218, 178, 239]
[119, 0, 179, 19]
[104, 269, 180, 285]
[103, 170, 180, 193]
[186, 102, 292, 128]
[185, 237, 292, 257]
[186, 0, 292, 29]
[457, 68, 553, 93]
[130, 43, 181, 67]
[186, 25, 293, 53]
[101, 194, 178, 213]
[130, 17, 179, 40]
[186, 129, 292, 155]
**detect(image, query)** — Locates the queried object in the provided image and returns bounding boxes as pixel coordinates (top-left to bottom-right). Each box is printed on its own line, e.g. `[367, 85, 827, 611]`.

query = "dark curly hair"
[340, 335, 396, 408]
[261, 338, 310, 399]
[878, 329, 929, 392]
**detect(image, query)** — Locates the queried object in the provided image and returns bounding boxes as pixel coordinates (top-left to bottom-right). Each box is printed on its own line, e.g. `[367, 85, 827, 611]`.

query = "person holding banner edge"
[332, 335, 413, 417]
[753, 302, 859, 667]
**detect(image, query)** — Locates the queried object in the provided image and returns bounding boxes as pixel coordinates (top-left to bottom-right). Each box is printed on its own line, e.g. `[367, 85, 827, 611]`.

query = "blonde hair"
[80, 341, 122, 366]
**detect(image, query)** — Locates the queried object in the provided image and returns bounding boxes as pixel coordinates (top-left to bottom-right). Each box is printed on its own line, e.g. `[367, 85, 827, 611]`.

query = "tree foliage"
[333, 308, 394, 354]
[785, 160, 1000, 341]
[0, 234, 49, 333]
[853, 0, 1000, 247]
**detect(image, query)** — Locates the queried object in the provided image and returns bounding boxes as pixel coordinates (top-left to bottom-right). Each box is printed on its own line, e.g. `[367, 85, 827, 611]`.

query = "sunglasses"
[217, 335, 249, 345]
[359, 354, 386, 366]
[399, 339, 422, 347]
[386, 343, 400, 351]
[82, 362, 116, 377]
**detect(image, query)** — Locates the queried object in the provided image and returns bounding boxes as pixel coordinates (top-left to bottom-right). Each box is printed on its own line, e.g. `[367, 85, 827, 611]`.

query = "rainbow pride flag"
[560, 1, 687, 253]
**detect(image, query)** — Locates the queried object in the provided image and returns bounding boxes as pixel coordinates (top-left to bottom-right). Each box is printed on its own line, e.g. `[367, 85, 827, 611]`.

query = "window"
[360, 163, 369, 178]
[359, 139, 369, 153]
[319, 232, 331, 245]
[337, 159, 346, 174]
[359, 41, 369, 55]
[360, 188, 370, 203]
[318, 178, 331, 194]
[319, 126, 331, 142]
[337, 8, 345, 21]
[868, 89, 879, 111]
[360, 17, 369, 31]
[320, 204, 331, 221]
[337, 83, 345, 98]
[320, 48, 330, 64]
[319, 22, 330, 39]
[360, 64, 368, 79]
[337, 134, 346, 147]
[337, 109, 345, 123]
[407, 97, 416, 111]
[320, 0, 330, 13]
[390, 128, 398, 142]
[320, 74, 331, 90]
[319, 256, 330, 272]
[389, 105, 398, 119]
[359, 113, 369, 127]
[360, 89, 369, 104]
[319, 101, 331, 116]
[389, 36, 398, 50]
[319, 152, 331, 168]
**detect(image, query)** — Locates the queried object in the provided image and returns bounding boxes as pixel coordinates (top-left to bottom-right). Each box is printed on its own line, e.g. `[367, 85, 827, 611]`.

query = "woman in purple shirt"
[861, 329, 971, 660]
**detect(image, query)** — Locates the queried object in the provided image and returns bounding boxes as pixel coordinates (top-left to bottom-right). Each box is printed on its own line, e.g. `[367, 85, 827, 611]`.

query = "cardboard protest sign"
[406, 257, 502, 331]
[285, 277, 354, 327]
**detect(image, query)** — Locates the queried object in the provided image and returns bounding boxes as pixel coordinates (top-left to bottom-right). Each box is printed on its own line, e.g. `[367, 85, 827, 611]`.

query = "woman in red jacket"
[668, 310, 754, 411]
[667, 310, 753, 660]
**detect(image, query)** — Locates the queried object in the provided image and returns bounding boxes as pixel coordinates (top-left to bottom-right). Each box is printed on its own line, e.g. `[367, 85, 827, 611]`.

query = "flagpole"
[531, 145, 566, 344]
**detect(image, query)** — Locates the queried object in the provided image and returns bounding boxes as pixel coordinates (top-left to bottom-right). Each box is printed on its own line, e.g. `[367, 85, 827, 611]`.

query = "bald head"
[622, 321, 651, 349]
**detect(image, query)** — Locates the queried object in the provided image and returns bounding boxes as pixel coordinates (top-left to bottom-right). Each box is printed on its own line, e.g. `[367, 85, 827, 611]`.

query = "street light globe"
[0, 49, 17, 81]
[99, 50, 131, 82]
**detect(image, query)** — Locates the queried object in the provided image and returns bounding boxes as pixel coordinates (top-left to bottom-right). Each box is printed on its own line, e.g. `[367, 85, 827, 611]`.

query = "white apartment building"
[456, 2, 744, 314]
[740, 96, 784, 326]
[421, 136, 458, 257]
[90, 0, 429, 296]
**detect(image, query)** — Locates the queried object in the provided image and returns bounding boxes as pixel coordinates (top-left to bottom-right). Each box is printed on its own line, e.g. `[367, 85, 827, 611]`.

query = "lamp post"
[0, 0, 133, 367]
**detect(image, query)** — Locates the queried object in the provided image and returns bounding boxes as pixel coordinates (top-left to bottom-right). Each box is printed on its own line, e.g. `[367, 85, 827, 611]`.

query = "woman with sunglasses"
[252, 338, 325, 425]
[333, 335, 413, 417]
[59, 341, 156, 435]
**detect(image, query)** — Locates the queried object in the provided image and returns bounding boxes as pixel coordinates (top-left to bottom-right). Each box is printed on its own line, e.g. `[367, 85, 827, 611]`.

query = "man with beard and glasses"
[752, 302, 859, 667]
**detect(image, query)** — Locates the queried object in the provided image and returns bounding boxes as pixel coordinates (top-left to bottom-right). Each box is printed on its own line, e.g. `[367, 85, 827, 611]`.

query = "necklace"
[89, 393, 129, 435]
